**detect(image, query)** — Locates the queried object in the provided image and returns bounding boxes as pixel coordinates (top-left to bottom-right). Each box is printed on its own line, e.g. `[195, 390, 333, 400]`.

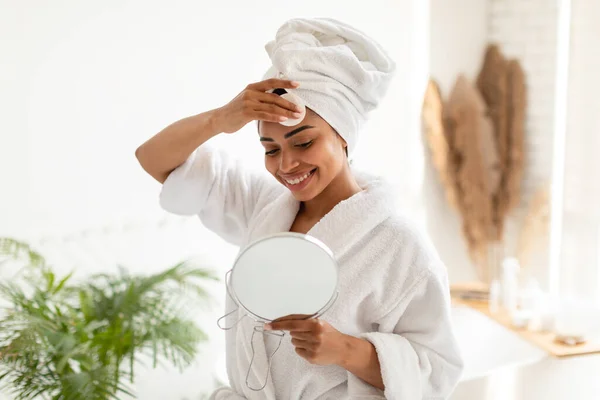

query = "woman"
[136, 18, 463, 400]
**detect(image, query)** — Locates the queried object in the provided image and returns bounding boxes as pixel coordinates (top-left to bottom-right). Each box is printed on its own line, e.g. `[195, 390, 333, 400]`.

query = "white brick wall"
[486, 0, 560, 289]
[488, 0, 559, 203]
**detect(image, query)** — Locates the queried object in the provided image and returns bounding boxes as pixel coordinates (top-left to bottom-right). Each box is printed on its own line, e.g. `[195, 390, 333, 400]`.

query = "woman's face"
[259, 109, 347, 201]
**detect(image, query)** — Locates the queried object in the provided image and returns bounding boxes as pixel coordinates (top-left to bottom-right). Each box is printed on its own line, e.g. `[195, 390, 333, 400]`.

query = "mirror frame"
[227, 232, 339, 323]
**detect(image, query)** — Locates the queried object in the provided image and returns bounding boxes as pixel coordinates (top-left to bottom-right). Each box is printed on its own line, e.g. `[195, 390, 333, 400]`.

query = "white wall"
[558, 0, 600, 303]
[0, 0, 427, 398]
[425, 0, 489, 282]
[428, 0, 490, 96]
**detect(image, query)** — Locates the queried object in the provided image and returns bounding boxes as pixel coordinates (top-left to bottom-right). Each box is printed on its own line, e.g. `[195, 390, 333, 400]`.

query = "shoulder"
[350, 170, 447, 281]
[377, 212, 448, 289]
[349, 211, 450, 323]
[381, 212, 442, 259]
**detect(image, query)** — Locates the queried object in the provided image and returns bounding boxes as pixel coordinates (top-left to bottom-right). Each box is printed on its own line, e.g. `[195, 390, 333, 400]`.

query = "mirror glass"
[230, 233, 338, 322]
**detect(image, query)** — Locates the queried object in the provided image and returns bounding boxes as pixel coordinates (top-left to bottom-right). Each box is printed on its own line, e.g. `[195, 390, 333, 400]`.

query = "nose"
[279, 149, 300, 173]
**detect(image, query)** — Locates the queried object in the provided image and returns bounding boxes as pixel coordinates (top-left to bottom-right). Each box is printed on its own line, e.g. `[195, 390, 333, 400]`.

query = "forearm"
[338, 334, 385, 391]
[135, 108, 222, 183]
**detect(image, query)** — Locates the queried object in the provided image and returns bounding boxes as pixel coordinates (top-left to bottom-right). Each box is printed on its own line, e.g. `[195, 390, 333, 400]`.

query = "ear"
[336, 133, 348, 155]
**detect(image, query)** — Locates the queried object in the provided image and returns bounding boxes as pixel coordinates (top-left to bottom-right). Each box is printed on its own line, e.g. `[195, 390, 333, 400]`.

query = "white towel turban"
[262, 17, 396, 155]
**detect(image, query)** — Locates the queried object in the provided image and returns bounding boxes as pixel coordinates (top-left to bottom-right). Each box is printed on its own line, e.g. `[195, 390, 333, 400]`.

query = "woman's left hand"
[265, 316, 347, 366]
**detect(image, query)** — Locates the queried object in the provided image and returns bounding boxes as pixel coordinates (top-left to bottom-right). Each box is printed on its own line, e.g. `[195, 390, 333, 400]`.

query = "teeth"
[285, 171, 312, 185]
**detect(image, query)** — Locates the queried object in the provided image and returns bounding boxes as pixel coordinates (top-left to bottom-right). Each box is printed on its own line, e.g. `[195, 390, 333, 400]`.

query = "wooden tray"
[451, 283, 600, 358]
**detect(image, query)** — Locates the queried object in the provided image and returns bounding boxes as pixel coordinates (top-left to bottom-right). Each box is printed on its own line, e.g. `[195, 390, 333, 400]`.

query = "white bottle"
[501, 257, 520, 314]
[489, 279, 501, 314]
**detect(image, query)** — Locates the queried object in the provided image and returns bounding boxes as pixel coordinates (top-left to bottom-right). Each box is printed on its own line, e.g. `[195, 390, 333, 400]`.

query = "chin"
[290, 190, 319, 202]
[284, 182, 321, 201]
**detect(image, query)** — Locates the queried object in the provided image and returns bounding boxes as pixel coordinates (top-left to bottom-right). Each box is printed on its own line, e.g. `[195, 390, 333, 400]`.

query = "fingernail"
[295, 106, 303, 112]
[291, 81, 300, 87]
[292, 112, 303, 118]
[279, 116, 288, 121]
[264, 324, 272, 331]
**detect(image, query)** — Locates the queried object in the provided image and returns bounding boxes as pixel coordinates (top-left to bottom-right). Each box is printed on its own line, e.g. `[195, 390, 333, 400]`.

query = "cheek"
[317, 141, 345, 169]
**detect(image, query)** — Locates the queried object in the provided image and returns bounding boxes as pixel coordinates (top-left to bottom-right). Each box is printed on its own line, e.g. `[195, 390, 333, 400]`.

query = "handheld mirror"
[217, 232, 339, 391]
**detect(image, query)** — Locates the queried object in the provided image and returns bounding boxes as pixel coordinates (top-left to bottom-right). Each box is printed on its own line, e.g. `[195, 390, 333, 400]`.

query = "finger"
[255, 92, 304, 113]
[248, 78, 300, 92]
[295, 347, 313, 360]
[271, 314, 313, 323]
[267, 319, 314, 332]
[253, 111, 288, 123]
[289, 331, 318, 342]
[254, 102, 303, 120]
[291, 338, 314, 350]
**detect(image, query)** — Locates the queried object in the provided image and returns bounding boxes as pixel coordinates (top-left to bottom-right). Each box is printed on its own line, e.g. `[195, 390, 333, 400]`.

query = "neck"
[300, 165, 362, 220]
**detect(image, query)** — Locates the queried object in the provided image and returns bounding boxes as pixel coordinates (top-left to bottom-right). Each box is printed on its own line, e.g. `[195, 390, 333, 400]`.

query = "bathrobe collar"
[276, 169, 397, 258]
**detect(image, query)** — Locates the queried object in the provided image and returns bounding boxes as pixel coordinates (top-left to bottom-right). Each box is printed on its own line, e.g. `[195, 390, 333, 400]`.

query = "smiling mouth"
[281, 168, 317, 186]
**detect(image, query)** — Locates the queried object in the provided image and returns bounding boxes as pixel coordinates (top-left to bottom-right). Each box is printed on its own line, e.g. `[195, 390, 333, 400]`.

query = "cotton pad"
[268, 88, 306, 127]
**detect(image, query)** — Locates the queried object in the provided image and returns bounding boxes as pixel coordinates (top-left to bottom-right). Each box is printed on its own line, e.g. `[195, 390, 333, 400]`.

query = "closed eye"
[265, 140, 312, 156]
[297, 140, 313, 148]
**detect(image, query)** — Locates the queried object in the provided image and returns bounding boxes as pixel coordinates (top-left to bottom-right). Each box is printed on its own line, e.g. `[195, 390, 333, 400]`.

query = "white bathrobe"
[159, 144, 464, 400]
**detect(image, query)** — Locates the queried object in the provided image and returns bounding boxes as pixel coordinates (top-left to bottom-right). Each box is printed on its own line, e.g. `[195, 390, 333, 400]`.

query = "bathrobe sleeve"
[159, 144, 276, 246]
[359, 270, 464, 400]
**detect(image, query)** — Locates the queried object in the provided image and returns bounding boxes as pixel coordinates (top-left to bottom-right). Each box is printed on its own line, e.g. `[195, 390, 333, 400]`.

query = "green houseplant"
[0, 237, 217, 400]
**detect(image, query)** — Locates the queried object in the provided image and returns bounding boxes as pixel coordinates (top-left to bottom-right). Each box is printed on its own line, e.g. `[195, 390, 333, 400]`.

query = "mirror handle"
[245, 325, 284, 391]
[216, 269, 244, 330]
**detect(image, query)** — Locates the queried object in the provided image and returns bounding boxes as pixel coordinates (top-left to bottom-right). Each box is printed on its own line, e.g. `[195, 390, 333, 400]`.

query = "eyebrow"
[259, 125, 315, 142]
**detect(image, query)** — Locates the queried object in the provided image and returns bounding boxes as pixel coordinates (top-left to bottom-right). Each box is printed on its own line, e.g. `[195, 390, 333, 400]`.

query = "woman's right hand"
[214, 78, 305, 134]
